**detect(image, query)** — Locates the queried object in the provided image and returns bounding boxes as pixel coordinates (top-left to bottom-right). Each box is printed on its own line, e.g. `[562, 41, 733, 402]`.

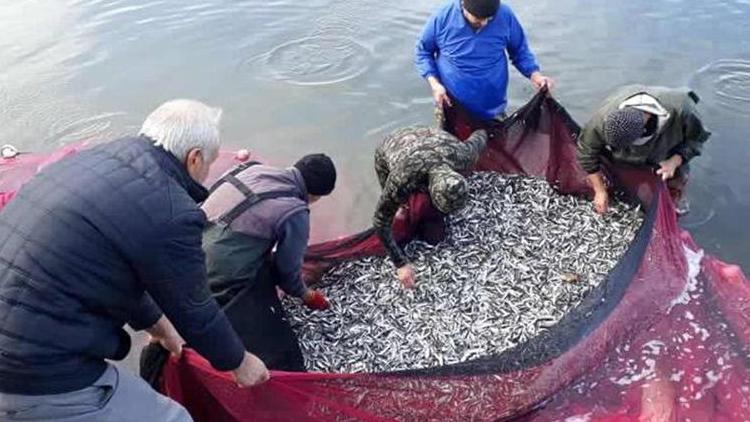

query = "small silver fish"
[284, 172, 643, 373]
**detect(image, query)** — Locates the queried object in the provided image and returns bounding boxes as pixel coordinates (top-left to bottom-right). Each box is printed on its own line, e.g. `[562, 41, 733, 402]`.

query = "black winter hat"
[604, 108, 646, 150]
[294, 154, 337, 196]
[463, 0, 500, 18]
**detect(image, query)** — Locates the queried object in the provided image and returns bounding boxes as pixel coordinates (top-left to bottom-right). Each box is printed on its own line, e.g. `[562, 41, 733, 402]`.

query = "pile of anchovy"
[283, 172, 643, 373]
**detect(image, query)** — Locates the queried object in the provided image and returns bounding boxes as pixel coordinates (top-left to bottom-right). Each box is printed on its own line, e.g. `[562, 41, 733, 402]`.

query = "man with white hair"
[0, 99, 268, 421]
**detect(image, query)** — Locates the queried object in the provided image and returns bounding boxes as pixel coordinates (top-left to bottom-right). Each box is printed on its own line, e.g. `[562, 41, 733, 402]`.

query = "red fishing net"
[1, 92, 747, 421]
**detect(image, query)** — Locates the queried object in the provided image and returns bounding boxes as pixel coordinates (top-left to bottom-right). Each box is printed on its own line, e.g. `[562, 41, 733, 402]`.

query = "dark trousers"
[221, 264, 306, 372]
[140, 265, 305, 390]
[667, 163, 690, 202]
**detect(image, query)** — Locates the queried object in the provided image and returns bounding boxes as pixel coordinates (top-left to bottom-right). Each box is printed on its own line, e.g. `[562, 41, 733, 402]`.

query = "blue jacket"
[415, 1, 540, 120]
[0, 136, 245, 395]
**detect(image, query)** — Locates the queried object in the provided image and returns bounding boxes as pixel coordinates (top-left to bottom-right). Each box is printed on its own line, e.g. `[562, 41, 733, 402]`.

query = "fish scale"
[284, 172, 643, 373]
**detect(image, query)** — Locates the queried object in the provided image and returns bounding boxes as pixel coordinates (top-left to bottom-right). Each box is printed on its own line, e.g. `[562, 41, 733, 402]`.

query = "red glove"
[302, 290, 330, 311]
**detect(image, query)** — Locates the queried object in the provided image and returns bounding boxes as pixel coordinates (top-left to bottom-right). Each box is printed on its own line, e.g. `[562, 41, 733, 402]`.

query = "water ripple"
[238, 0, 430, 86]
[250, 36, 373, 86]
[45, 112, 131, 146]
[691, 59, 750, 114]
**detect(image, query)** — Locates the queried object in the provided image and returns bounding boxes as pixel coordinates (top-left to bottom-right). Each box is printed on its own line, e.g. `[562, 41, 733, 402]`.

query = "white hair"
[140, 99, 222, 163]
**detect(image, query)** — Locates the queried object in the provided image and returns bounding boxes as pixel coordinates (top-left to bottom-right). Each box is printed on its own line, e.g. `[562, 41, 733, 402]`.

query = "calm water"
[1, 0, 749, 267]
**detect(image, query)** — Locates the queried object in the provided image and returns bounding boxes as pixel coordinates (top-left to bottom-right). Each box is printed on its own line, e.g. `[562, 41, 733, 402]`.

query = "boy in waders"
[201, 154, 336, 371]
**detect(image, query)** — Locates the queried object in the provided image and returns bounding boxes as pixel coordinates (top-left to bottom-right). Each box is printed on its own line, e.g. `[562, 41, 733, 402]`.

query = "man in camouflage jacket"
[373, 126, 488, 287]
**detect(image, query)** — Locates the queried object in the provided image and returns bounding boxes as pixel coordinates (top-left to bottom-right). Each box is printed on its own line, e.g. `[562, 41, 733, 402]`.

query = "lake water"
[3, 0, 748, 264]
[2, 0, 749, 370]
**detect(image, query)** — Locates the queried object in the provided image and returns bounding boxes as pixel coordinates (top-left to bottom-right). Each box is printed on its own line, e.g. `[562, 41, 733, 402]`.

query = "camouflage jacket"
[373, 126, 488, 268]
[577, 85, 711, 174]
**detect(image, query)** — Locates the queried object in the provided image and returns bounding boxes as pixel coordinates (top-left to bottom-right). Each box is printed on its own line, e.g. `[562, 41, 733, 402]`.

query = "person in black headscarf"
[577, 85, 711, 215]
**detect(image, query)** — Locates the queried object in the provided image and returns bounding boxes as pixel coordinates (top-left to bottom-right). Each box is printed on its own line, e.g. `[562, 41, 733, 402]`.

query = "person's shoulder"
[581, 116, 604, 137]
[437, 0, 459, 14]
[36, 136, 153, 204]
[104, 139, 201, 224]
[164, 203, 207, 234]
[498, 2, 517, 18]
[637, 85, 696, 114]
[431, 0, 460, 24]
[398, 124, 433, 134]
[597, 85, 642, 110]
[385, 125, 432, 143]
[433, 127, 462, 143]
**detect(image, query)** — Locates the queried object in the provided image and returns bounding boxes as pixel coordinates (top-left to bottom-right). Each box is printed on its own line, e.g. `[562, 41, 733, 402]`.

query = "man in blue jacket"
[416, 0, 554, 120]
[0, 99, 267, 421]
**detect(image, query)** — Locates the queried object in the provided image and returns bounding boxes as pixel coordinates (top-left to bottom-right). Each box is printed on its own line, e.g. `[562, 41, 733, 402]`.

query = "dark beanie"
[463, 0, 500, 18]
[294, 154, 336, 196]
[603, 108, 646, 150]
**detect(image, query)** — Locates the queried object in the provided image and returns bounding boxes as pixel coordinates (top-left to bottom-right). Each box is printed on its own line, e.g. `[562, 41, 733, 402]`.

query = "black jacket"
[0, 136, 244, 395]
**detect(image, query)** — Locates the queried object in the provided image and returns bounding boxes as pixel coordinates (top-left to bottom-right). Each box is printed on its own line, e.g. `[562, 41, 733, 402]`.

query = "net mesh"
[1, 93, 747, 421]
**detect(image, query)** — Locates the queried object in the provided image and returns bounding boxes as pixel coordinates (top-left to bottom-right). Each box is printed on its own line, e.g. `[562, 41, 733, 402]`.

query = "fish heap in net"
[284, 172, 644, 373]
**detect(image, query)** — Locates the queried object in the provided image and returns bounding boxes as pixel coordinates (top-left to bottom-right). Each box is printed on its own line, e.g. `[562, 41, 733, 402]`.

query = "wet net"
[1, 92, 748, 421]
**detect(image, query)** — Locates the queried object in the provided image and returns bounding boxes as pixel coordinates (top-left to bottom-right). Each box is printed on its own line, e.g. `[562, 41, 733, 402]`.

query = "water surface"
[1, 0, 748, 265]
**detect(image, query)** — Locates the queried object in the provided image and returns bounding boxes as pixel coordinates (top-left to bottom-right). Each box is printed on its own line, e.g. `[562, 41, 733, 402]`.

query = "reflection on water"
[0, 0, 749, 265]
[693, 59, 750, 115]
[45, 111, 132, 145]
[250, 36, 373, 86]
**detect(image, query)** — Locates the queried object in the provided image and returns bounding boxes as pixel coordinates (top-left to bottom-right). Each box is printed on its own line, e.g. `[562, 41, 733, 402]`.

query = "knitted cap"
[428, 166, 469, 214]
[463, 0, 500, 18]
[604, 108, 646, 149]
[294, 154, 337, 196]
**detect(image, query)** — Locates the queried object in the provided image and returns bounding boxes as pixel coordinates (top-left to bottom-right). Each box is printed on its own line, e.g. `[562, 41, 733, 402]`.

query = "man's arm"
[136, 209, 245, 372]
[673, 96, 711, 163]
[577, 123, 611, 213]
[373, 176, 409, 269]
[505, 6, 540, 79]
[415, 13, 440, 80]
[274, 211, 310, 298]
[577, 122, 606, 175]
[459, 129, 489, 167]
[128, 292, 162, 331]
[416, 13, 452, 108]
[374, 149, 391, 190]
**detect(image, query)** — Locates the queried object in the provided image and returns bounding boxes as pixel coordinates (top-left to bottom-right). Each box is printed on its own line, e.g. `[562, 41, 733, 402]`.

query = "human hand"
[236, 149, 251, 162]
[530, 72, 555, 91]
[232, 352, 270, 388]
[428, 77, 452, 109]
[656, 155, 683, 181]
[397, 264, 416, 289]
[146, 316, 185, 358]
[302, 289, 331, 311]
[593, 190, 610, 215]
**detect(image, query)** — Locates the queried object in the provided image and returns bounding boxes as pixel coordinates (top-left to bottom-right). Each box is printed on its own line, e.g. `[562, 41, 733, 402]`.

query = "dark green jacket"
[577, 85, 711, 174]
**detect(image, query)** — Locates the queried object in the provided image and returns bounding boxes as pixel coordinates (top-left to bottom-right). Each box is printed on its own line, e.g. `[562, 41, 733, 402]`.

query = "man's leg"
[416, 197, 447, 245]
[100, 365, 192, 422]
[139, 341, 171, 389]
[0, 365, 191, 422]
[222, 265, 306, 371]
[668, 163, 690, 215]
